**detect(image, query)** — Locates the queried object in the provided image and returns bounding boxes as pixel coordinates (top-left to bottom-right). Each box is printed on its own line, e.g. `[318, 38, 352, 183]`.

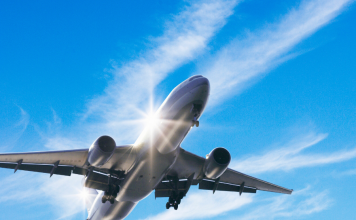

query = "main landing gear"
[102, 175, 119, 204]
[166, 192, 184, 210]
[102, 191, 117, 204]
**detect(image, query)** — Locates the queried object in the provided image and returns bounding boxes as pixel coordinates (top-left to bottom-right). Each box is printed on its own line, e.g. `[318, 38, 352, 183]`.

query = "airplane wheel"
[195, 121, 199, 127]
[102, 196, 107, 203]
[166, 202, 170, 209]
[174, 203, 178, 210]
[177, 199, 181, 205]
[109, 196, 115, 204]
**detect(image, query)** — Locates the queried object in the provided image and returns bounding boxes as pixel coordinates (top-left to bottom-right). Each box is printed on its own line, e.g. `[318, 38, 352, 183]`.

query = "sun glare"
[145, 112, 159, 128]
[80, 188, 89, 200]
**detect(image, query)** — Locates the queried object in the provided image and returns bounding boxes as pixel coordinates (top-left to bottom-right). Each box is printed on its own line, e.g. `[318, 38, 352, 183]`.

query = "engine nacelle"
[204, 147, 231, 179]
[87, 135, 116, 167]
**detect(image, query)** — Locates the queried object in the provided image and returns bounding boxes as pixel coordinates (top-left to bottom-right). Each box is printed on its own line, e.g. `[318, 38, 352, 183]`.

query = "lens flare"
[145, 112, 159, 128]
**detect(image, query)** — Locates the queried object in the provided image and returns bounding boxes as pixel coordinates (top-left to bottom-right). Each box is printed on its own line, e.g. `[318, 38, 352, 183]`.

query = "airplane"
[0, 75, 292, 219]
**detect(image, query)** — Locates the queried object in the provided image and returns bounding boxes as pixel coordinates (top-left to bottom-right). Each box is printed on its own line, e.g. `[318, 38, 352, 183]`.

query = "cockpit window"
[189, 75, 203, 81]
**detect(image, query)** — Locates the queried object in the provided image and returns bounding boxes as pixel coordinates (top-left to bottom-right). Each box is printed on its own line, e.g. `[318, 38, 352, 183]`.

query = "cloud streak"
[202, 0, 353, 106]
[0, 107, 30, 151]
[80, 0, 240, 144]
[145, 190, 253, 220]
[239, 187, 332, 220]
[231, 133, 356, 174]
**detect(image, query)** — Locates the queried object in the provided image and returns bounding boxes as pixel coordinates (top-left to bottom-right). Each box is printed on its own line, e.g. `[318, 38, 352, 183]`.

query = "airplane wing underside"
[0, 145, 136, 192]
[160, 148, 292, 197]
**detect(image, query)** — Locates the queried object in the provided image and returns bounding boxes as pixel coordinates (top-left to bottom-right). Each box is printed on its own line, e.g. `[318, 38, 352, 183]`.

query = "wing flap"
[0, 162, 73, 176]
[220, 169, 292, 194]
[155, 180, 190, 198]
[0, 149, 88, 167]
[199, 179, 256, 193]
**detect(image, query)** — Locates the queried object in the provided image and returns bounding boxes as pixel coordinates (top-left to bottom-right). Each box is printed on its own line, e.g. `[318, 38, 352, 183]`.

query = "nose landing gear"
[191, 104, 201, 127]
[192, 117, 199, 127]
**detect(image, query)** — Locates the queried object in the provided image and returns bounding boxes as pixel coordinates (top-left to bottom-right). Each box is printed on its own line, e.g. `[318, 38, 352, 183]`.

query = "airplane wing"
[161, 148, 292, 196]
[0, 145, 137, 191]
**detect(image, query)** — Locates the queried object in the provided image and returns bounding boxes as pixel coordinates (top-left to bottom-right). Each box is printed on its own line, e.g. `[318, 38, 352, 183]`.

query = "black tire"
[177, 199, 181, 205]
[166, 202, 170, 209]
[101, 196, 107, 203]
[109, 196, 115, 204]
[196, 121, 199, 127]
[174, 203, 178, 210]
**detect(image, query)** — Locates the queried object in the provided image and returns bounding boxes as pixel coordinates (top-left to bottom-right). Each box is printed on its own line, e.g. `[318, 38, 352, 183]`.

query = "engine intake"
[88, 135, 116, 167]
[204, 147, 231, 179]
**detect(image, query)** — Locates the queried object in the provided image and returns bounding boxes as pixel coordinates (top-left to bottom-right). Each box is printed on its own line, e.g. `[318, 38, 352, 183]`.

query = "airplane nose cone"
[197, 77, 209, 87]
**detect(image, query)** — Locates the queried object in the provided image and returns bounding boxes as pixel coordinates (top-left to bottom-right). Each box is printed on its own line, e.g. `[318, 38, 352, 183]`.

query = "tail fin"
[84, 187, 98, 213]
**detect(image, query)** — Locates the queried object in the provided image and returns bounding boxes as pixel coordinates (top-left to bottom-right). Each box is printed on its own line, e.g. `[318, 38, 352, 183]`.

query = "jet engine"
[204, 147, 231, 179]
[87, 135, 116, 167]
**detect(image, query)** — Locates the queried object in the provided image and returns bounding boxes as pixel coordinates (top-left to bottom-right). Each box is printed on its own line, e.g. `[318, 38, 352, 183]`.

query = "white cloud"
[145, 190, 253, 220]
[0, 171, 87, 219]
[239, 187, 332, 220]
[80, 0, 240, 144]
[0, 107, 30, 151]
[0, 1, 241, 219]
[231, 133, 356, 174]
[203, 0, 353, 106]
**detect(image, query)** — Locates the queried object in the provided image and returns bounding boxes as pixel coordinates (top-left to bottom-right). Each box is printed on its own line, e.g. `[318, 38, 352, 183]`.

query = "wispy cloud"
[145, 190, 253, 220]
[239, 187, 332, 220]
[0, 171, 86, 219]
[0, 1, 241, 219]
[231, 133, 356, 174]
[0, 107, 30, 151]
[145, 186, 331, 220]
[202, 0, 353, 106]
[80, 0, 240, 144]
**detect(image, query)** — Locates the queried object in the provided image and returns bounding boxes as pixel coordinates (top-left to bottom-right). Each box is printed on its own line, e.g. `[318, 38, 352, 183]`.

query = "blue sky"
[1, 0, 356, 219]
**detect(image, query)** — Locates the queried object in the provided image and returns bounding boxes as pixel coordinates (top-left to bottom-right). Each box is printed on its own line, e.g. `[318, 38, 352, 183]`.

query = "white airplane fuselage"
[88, 76, 210, 219]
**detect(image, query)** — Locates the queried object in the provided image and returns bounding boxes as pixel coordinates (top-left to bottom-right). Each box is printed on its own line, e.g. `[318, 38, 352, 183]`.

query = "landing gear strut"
[102, 175, 119, 204]
[191, 104, 201, 127]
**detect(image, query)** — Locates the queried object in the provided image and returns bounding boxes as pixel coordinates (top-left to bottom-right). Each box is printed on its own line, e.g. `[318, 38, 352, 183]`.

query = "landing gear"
[109, 195, 115, 204]
[165, 192, 184, 210]
[101, 175, 119, 204]
[192, 120, 199, 127]
[102, 192, 117, 204]
[102, 195, 107, 203]
[191, 104, 201, 127]
[166, 200, 180, 210]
